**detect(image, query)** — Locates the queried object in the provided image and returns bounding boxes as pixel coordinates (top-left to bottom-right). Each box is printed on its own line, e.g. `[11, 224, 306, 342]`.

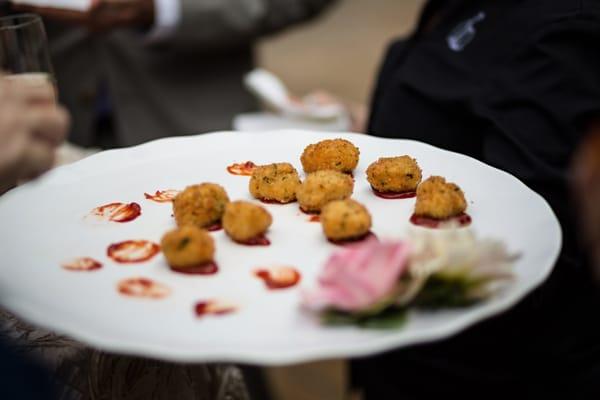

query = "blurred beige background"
[258, 0, 424, 105]
[258, 4, 424, 399]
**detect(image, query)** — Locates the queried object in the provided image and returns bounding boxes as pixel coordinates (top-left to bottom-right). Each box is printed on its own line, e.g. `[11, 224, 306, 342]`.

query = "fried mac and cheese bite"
[414, 176, 467, 219]
[173, 183, 229, 229]
[367, 156, 422, 193]
[249, 162, 301, 204]
[321, 199, 372, 241]
[300, 138, 360, 174]
[161, 226, 215, 268]
[222, 201, 273, 242]
[296, 170, 354, 213]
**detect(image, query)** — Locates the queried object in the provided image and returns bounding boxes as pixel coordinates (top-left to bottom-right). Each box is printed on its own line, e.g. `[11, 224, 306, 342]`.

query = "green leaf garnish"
[321, 307, 407, 329]
[412, 275, 480, 309]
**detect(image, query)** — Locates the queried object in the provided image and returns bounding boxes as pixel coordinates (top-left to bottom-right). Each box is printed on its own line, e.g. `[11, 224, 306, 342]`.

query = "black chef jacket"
[356, 0, 600, 398]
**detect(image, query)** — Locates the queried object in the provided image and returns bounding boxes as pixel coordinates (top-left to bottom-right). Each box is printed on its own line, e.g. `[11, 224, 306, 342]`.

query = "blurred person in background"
[9, 0, 337, 149]
[0, 73, 68, 399]
[339, 0, 600, 398]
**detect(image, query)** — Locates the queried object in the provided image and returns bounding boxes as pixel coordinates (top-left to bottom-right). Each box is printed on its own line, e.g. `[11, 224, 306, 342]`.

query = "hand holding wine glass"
[0, 14, 55, 87]
[0, 74, 70, 194]
[0, 14, 69, 194]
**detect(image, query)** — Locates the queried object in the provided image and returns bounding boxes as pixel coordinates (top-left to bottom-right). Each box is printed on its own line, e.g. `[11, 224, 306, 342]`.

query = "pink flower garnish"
[302, 238, 410, 312]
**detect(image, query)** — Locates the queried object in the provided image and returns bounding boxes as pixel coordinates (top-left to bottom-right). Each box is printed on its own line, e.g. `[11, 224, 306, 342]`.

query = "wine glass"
[0, 13, 55, 92]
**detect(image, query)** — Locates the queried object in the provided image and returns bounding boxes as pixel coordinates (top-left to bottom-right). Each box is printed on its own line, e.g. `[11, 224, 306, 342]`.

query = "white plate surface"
[0, 130, 561, 365]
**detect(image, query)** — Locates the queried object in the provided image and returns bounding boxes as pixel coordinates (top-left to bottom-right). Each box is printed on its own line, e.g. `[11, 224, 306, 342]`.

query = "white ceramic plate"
[0, 130, 561, 365]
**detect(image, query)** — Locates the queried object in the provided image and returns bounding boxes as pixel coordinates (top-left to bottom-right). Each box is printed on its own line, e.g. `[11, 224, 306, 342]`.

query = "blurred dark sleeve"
[0, 1, 10, 15]
[0, 340, 56, 400]
[162, 0, 338, 49]
[367, 38, 410, 131]
[473, 10, 600, 271]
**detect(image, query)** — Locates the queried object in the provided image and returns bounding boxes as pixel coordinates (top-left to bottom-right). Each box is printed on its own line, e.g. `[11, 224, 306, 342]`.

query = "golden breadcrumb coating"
[367, 156, 422, 193]
[173, 183, 229, 229]
[296, 170, 354, 213]
[161, 226, 215, 268]
[300, 138, 360, 173]
[414, 176, 467, 219]
[321, 199, 372, 241]
[222, 201, 273, 242]
[249, 162, 301, 203]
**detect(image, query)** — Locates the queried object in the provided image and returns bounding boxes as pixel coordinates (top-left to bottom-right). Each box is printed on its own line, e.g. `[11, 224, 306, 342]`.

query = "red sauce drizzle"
[328, 231, 378, 246]
[254, 267, 301, 290]
[372, 188, 417, 200]
[410, 212, 472, 228]
[144, 190, 180, 203]
[118, 277, 170, 299]
[62, 257, 102, 272]
[233, 234, 271, 246]
[227, 161, 257, 176]
[205, 222, 223, 232]
[169, 261, 219, 275]
[91, 202, 141, 223]
[195, 300, 237, 317]
[107, 240, 160, 263]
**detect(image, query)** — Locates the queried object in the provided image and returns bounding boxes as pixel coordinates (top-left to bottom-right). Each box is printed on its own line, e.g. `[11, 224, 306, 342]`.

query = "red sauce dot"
[308, 215, 320, 223]
[107, 240, 160, 263]
[233, 234, 271, 246]
[195, 300, 237, 317]
[254, 267, 301, 290]
[409, 213, 472, 228]
[144, 190, 180, 203]
[299, 206, 320, 216]
[372, 188, 417, 199]
[169, 261, 219, 275]
[327, 231, 378, 246]
[227, 161, 257, 176]
[205, 222, 223, 232]
[117, 277, 170, 299]
[62, 257, 102, 271]
[91, 202, 142, 223]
